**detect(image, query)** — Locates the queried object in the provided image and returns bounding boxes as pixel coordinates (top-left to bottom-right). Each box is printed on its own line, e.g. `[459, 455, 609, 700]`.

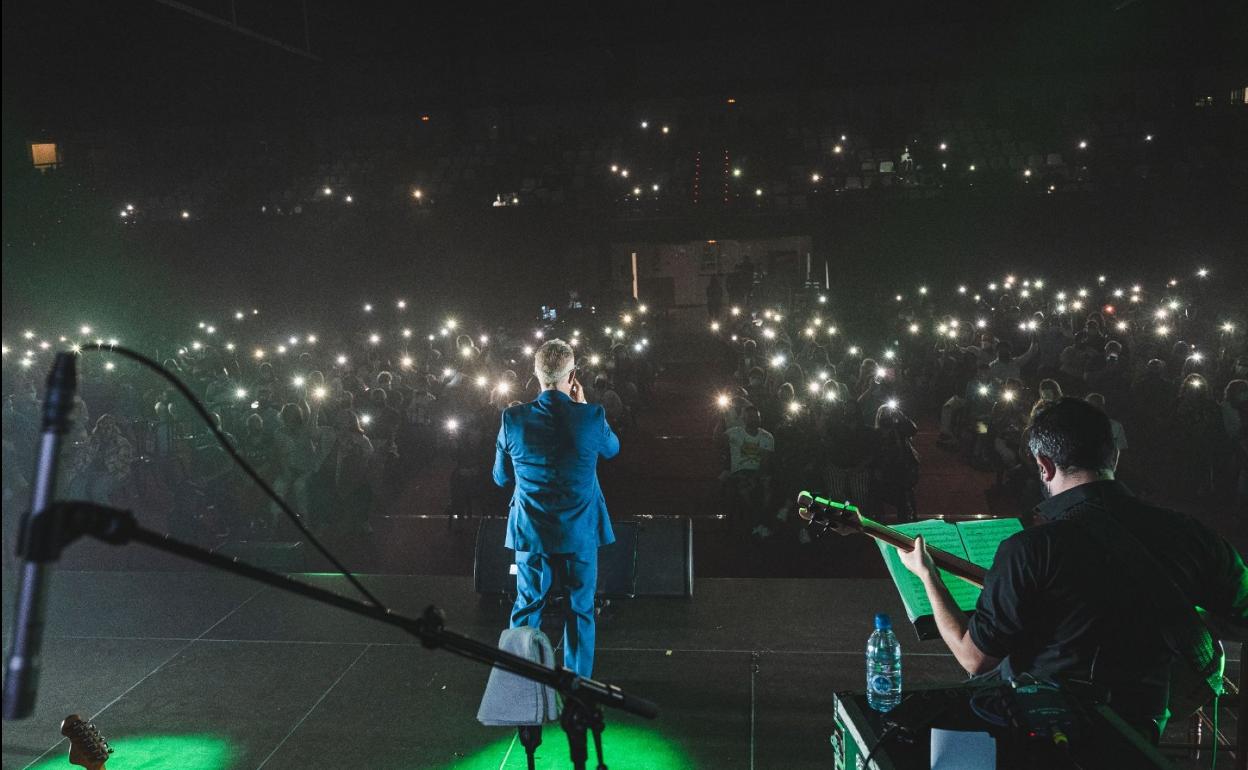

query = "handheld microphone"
[4, 352, 77, 720]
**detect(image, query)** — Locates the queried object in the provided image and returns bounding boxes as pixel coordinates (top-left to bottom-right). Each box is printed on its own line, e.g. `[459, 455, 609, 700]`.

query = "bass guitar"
[794, 491, 1226, 720]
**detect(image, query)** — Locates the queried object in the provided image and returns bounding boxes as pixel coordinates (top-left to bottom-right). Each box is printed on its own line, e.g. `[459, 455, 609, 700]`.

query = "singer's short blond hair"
[534, 339, 575, 388]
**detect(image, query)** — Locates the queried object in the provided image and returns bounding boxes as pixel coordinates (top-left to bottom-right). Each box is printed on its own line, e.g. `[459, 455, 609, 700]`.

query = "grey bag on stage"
[476, 626, 561, 726]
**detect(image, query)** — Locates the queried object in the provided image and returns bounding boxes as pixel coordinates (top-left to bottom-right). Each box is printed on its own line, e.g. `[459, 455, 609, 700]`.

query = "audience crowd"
[1, 298, 658, 541]
[710, 268, 1247, 540]
[3, 266, 1245, 552]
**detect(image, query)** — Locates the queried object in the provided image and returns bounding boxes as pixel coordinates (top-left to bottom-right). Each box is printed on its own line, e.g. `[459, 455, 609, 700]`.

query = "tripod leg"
[561, 700, 590, 770]
[589, 706, 607, 770]
[517, 725, 542, 770]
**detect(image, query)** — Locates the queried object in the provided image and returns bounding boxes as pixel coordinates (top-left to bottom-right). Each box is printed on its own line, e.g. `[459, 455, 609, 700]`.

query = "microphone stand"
[3, 353, 76, 720]
[562, 696, 609, 770]
[4, 500, 655, 767]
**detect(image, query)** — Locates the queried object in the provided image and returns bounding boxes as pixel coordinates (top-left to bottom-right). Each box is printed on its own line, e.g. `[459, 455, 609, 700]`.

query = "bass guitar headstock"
[796, 491, 864, 538]
[61, 714, 113, 770]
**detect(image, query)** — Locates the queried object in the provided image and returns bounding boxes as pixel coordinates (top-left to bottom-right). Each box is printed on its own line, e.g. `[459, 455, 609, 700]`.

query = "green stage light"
[435, 723, 691, 769]
[29, 733, 235, 770]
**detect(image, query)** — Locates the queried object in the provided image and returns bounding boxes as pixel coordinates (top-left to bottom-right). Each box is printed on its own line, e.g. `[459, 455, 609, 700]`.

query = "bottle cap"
[874, 613, 892, 630]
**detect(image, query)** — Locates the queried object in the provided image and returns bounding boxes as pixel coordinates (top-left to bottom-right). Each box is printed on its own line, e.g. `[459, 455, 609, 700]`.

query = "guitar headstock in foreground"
[796, 491, 864, 537]
[61, 714, 113, 770]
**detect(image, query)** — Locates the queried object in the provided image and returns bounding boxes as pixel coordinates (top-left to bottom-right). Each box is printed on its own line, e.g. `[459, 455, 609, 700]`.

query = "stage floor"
[2, 570, 1241, 769]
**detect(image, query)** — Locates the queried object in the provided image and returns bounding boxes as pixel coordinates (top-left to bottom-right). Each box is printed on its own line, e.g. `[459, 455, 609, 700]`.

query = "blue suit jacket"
[493, 390, 620, 554]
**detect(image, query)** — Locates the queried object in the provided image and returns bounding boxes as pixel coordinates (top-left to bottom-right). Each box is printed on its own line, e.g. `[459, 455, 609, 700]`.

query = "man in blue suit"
[493, 338, 620, 678]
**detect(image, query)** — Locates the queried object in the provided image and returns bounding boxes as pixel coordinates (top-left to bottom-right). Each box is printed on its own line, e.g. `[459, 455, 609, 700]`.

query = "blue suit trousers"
[510, 549, 597, 678]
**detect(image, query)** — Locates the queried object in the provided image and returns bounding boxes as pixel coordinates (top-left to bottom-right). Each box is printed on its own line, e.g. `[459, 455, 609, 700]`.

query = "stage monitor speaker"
[474, 518, 639, 598]
[632, 516, 694, 597]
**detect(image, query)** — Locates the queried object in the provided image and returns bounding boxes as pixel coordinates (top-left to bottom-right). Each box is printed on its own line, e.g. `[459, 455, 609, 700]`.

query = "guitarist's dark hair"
[1026, 396, 1116, 472]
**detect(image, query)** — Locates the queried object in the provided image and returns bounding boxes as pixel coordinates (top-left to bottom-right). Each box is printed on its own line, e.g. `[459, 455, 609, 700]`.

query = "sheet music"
[875, 520, 980, 623]
[956, 518, 1023, 570]
[877, 543, 934, 622]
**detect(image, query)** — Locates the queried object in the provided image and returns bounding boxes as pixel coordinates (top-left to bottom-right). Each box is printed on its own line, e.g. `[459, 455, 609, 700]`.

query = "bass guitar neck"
[797, 492, 987, 587]
[856, 516, 987, 588]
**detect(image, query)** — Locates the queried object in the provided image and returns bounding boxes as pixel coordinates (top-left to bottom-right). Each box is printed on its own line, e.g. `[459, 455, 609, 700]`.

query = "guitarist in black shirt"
[899, 397, 1248, 741]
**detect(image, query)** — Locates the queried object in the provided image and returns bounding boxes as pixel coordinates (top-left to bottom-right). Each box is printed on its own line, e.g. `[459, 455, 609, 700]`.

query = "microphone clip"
[15, 502, 136, 564]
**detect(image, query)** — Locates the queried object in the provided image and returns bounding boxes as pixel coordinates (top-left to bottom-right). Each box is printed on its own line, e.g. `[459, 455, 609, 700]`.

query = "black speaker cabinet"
[474, 518, 639, 598]
[633, 515, 694, 597]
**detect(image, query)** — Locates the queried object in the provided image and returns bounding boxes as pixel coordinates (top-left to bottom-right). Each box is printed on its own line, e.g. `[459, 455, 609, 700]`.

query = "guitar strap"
[1067, 505, 1223, 697]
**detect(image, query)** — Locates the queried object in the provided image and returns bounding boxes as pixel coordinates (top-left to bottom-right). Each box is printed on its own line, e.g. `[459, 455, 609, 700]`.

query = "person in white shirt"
[717, 405, 776, 538]
[724, 406, 775, 474]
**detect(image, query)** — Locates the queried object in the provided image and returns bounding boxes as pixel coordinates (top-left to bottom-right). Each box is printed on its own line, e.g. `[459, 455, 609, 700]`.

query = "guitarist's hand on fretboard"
[897, 535, 935, 580]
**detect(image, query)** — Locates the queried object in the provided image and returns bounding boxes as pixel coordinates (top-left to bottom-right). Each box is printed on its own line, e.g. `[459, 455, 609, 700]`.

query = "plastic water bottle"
[866, 613, 902, 712]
